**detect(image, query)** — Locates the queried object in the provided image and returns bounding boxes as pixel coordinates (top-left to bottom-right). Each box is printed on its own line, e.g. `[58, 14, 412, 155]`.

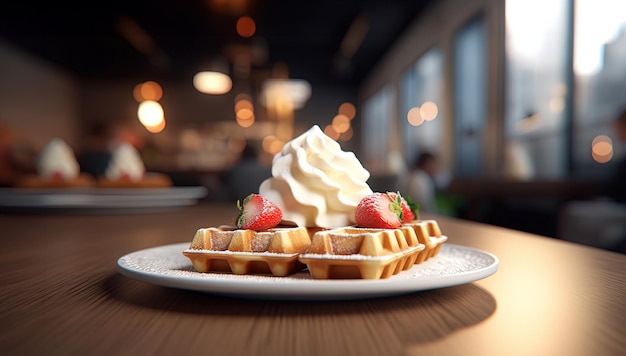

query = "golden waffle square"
[299, 227, 425, 280]
[401, 220, 448, 263]
[183, 226, 312, 277]
[97, 173, 172, 188]
[14, 173, 95, 188]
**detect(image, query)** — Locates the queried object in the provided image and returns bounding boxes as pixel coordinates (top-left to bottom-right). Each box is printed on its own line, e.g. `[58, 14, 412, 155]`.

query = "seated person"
[401, 152, 443, 214]
[224, 144, 271, 201]
[77, 122, 113, 178]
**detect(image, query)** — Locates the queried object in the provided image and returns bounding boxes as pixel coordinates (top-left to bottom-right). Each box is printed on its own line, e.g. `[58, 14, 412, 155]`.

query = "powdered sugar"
[118, 243, 498, 300]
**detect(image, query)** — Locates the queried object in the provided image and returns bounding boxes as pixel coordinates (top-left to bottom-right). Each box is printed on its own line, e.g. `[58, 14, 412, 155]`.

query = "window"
[504, 0, 570, 178]
[573, 0, 626, 176]
[453, 15, 487, 177]
[399, 48, 444, 169]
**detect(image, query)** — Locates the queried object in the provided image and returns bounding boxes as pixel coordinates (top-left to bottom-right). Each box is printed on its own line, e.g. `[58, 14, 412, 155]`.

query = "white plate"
[0, 186, 207, 213]
[117, 243, 499, 301]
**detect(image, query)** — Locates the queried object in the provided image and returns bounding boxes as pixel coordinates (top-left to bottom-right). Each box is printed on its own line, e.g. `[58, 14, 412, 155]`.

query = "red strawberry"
[389, 192, 419, 222]
[51, 171, 64, 181]
[355, 192, 403, 229]
[236, 193, 283, 231]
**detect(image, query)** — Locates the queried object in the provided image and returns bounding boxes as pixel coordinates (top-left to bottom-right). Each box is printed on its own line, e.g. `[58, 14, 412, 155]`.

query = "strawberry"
[236, 193, 283, 231]
[389, 192, 419, 222]
[51, 171, 64, 181]
[355, 192, 403, 229]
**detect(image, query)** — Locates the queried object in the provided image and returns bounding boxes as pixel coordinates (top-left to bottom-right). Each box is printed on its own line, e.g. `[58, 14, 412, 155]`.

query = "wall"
[0, 39, 358, 163]
[0, 40, 81, 149]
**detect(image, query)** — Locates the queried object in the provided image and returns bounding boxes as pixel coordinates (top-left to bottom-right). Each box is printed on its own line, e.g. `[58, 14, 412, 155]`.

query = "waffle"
[14, 173, 95, 188]
[97, 173, 172, 188]
[299, 227, 425, 279]
[183, 226, 313, 277]
[402, 220, 448, 263]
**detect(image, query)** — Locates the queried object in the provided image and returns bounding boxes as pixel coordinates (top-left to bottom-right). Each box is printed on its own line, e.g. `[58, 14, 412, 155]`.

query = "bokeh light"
[262, 135, 284, 155]
[236, 16, 256, 38]
[193, 71, 232, 95]
[420, 101, 439, 121]
[137, 100, 164, 127]
[338, 102, 356, 120]
[324, 125, 340, 140]
[332, 114, 350, 134]
[133, 81, 163, 102]
[591, 135, 613, 163]
[339, 127, 354, 141]
[407, 107, 424, 126]
[236, 115, 254, 128]
[144, 119, 166, 134]
[236, 107, 254, 120]
[235, 95, 253, 111]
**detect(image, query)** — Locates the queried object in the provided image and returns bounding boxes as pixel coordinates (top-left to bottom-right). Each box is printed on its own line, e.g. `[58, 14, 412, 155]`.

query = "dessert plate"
[0, 186, 207, 213]
[117, 243, 498, 301]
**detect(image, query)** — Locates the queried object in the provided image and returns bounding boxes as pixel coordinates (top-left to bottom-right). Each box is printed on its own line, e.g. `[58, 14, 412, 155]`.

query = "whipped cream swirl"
[259, 125, 373, 227]
[105, 143, 145, 182]
[37, 138, 80, 180]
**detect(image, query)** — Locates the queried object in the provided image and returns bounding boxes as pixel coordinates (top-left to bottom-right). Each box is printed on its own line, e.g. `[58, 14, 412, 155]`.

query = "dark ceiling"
[0, 0, 433, 88]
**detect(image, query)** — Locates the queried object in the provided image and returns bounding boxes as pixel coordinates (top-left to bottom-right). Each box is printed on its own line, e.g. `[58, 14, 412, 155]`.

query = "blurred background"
[1, 0, 625, 250]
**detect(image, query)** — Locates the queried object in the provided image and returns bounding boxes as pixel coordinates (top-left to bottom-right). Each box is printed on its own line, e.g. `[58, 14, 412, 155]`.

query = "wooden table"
[1, 203, 624, 356]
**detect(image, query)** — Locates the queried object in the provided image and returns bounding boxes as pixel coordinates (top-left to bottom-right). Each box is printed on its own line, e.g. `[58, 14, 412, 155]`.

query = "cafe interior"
[1, 0, 625, 355]
[2, 0, 626, 238]
[3, 0, 625, 249]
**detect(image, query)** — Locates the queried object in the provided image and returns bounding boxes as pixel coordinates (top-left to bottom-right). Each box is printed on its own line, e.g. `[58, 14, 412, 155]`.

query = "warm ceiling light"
[236, 115, 255, 128]
[133, 83, 144, 102]
[236, 107, 254, 120]
[141, 81, 163, 101]
[193, 71, 232, 95]
[262, 135, 279, 154]
[332, 114, 350, 133]
[133, 81, 163, 102]
[236, 16, 256, 38]
[268, 138, 285, 155]
[137, 100, 164, 127]
[591, 135, 613, 163]
[323, 125, 340, 140]
[261, 78, 312, 110]
[420, 101, 439, 121]
[407, 107, 424, 126]
[338, 102, 356, 120]
[339, 127, 354, 141]
[235, 96, 254, 121]
[263, 135, 287, 155]
[144, 119, 166, 134]
[592, 134, 611, 146]
[235, 98, 253, 112]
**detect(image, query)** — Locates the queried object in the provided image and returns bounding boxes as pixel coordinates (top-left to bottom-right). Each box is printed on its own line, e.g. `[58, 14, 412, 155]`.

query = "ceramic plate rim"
[117, 242, 498, 301]
[0, 186, 207, 212]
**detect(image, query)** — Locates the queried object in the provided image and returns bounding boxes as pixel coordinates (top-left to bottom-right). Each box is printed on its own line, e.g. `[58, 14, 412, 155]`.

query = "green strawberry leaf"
[404, 195, 420, 219]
